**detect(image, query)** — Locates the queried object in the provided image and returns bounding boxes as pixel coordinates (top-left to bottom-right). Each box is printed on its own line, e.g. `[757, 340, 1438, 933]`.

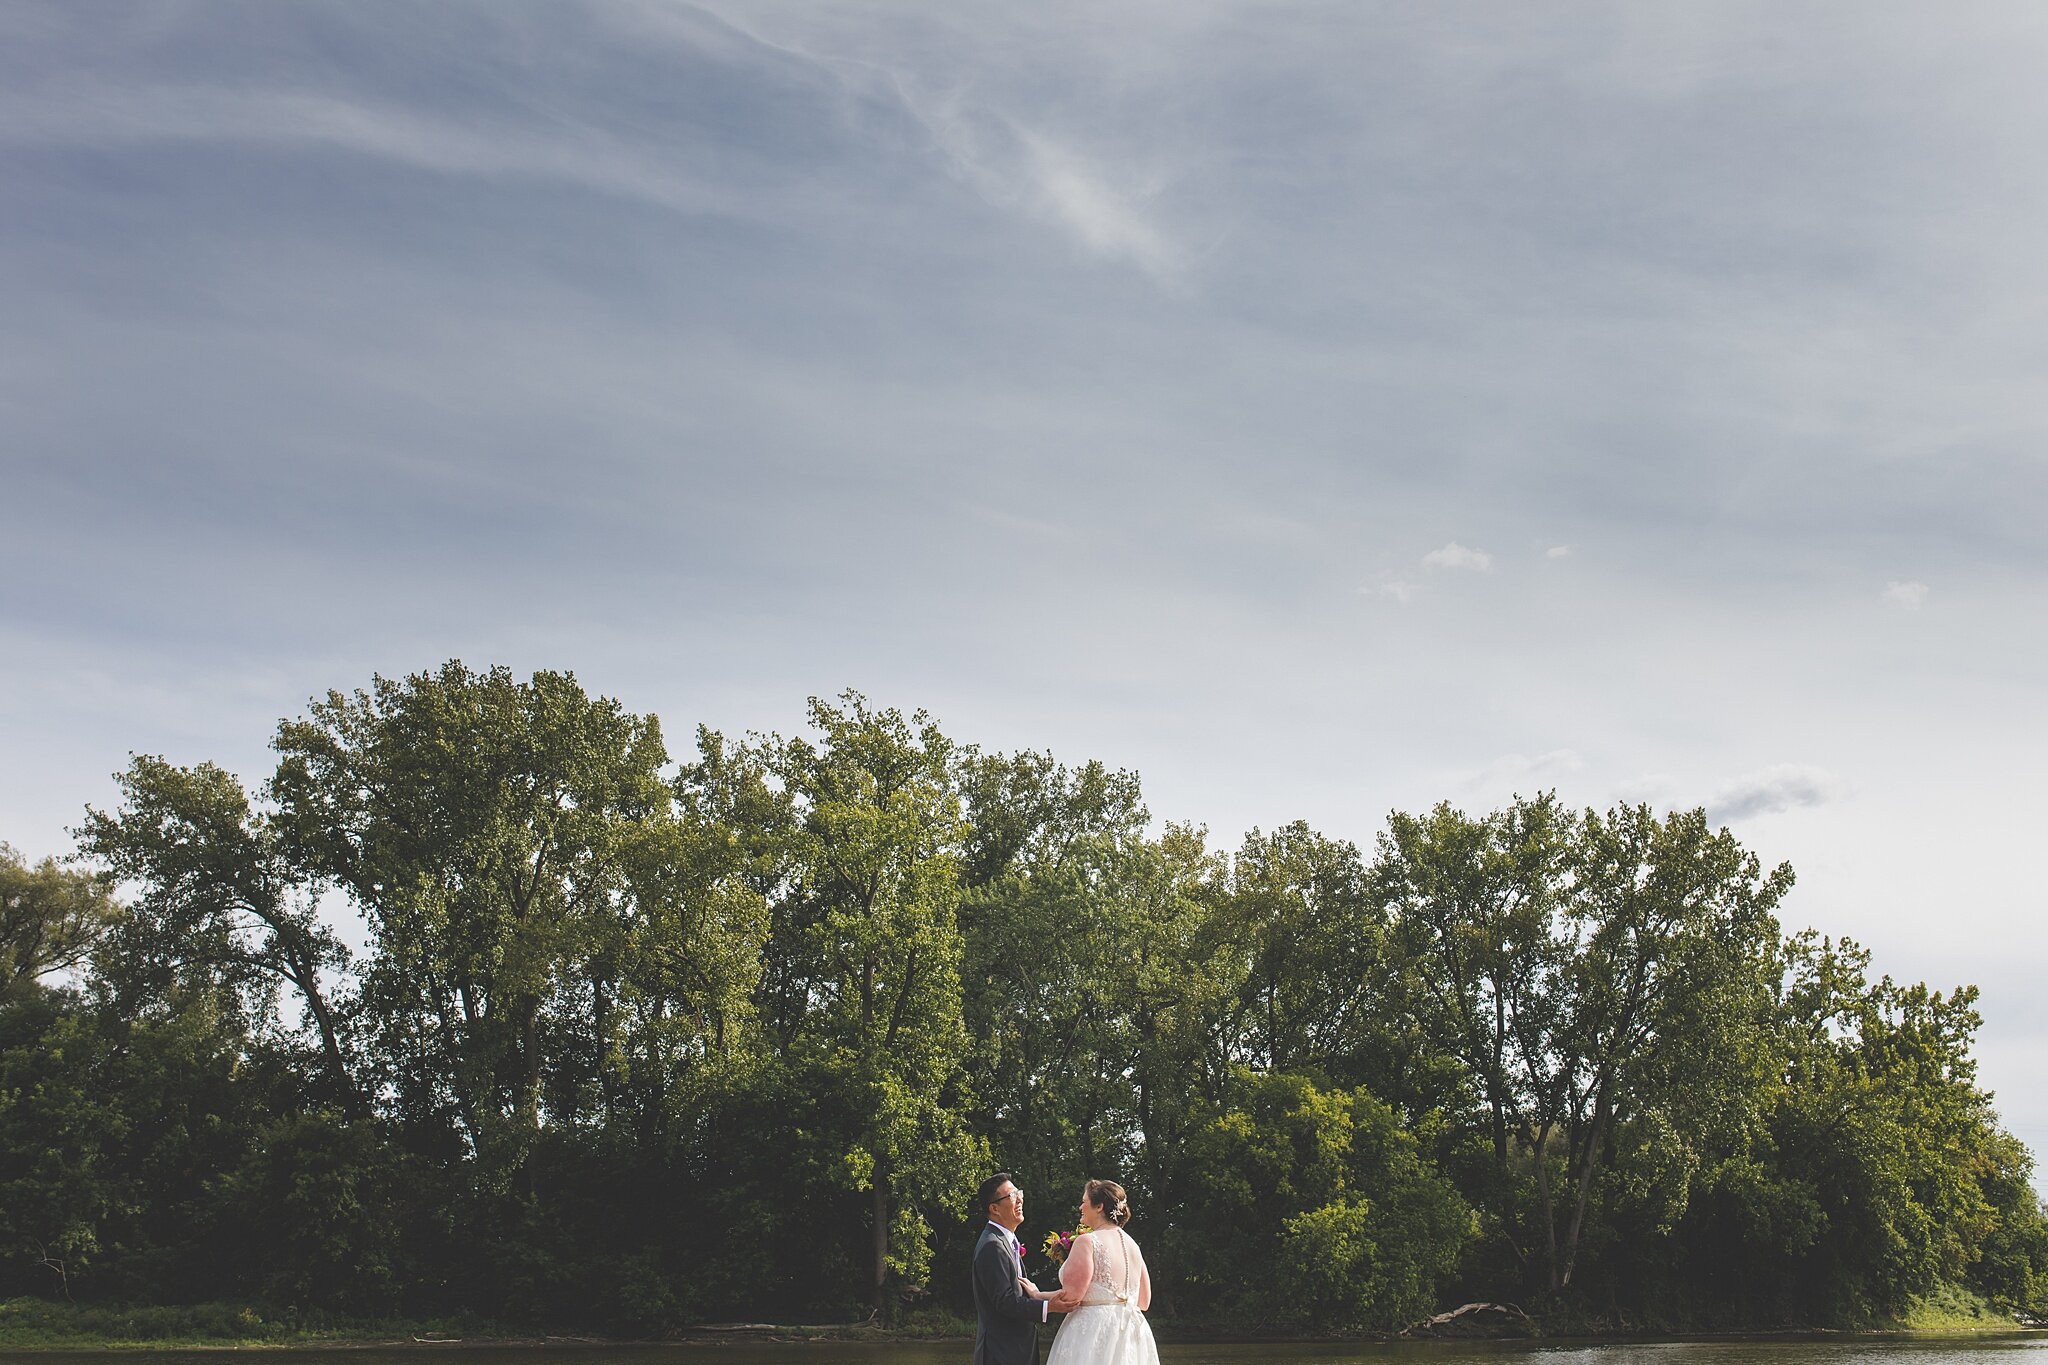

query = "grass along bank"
[0, 1300, 988, 1350]
[0, 1299, 520, 1349]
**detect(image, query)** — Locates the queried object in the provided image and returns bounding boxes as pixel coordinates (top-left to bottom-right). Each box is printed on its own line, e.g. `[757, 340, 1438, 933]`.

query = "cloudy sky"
[5, 2, 2047, 1163]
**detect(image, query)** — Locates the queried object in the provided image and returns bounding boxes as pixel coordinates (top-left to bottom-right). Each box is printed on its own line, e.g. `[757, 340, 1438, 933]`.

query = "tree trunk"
[593, 972, 616, 1124]
[1558, 1077, 1612, 1290]
[871, 1173, 891, 1318]
[283, 936, 358, 1115]
[1532, 1123, 1560, 1293]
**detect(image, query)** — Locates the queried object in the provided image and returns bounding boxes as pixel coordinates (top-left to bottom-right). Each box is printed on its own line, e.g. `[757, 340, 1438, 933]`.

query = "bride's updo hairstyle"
[1085, 1179, 1131, 1227]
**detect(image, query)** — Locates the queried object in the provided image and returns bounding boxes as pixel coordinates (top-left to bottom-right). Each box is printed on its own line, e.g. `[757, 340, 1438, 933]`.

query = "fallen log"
[1401, 1301, 1533, 1337]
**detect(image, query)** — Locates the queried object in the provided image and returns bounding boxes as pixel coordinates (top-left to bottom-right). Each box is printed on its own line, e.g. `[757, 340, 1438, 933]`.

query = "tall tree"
[1375, 795, 1569, 1273]
[955, 749, 1150, 1196]
[717, 693, 982, 1316]
[1120, 823, 1239, 1230]
[0, 843, 118, 1005]
[1220, 821, 1383, 1077]
[269, 663, 671, 1181]
[1544, 805, 1790, 1290]
[76, 758, 358, 1109]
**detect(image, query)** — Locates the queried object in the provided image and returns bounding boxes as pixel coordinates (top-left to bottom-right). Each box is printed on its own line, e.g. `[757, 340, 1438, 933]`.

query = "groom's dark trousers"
[972, 1225, 1041, 1365]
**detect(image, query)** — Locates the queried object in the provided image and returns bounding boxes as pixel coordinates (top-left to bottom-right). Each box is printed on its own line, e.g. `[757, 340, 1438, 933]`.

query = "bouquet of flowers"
[1040, 1225, 1089, 1265]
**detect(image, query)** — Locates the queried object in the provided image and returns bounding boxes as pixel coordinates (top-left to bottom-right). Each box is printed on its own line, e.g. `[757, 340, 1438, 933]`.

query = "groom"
[972, 1173, 1048, 1365]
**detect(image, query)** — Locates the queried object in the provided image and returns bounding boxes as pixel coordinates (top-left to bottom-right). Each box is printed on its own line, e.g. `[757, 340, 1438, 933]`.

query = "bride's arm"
[1046, 1232, 1093, 1313]
[1136, 1255, 1151, 1312]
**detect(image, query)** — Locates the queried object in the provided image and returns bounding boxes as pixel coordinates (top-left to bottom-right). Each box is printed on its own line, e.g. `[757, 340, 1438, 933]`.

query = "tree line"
[2, 662, 2042, 1334]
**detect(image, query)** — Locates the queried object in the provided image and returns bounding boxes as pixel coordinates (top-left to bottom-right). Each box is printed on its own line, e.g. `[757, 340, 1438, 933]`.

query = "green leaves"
[8, 667, 2041, 1332]
[77, 757, 355, 1108]
[699, 692, 980, 1314]
[0, 845, 118, 1006]
[1172, 1071, 1470, 1332]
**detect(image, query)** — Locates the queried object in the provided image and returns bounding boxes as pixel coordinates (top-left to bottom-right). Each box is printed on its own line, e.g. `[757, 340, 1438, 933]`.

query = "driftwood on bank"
[1401, 1301, 1533, 1337]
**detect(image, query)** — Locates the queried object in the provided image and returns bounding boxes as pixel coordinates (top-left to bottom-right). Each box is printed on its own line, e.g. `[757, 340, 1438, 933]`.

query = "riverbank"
[1, 1297, 2036, 1352]
[0, 1301, 992, 1351]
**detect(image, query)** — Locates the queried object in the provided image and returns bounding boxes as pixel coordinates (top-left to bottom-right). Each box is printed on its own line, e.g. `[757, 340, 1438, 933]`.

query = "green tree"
[1541, 804, 1791, 1291]
[1120, 823, 1240, 1238]
[0, 844, 118, 1005]
[214, 1111, 408, 1313]
[1170, 1070, 1471, 1332]
[269, 663, 673, 1181]
[1375, 796, 1570, 1278]
[1376, 800, 1793, 1298]
[1762, 936, 2038, 1320]
[955, 749, 1150, 1203]
[77, 758, 358, 1110]
[1220, 821, 1388, 1079]
[713, 692, 982, 1316]
[0, 991, 256, 1302]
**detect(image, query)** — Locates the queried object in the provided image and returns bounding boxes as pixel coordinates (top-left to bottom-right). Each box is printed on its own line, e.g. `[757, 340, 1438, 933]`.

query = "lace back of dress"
[1093, 1228, 1131, 1306]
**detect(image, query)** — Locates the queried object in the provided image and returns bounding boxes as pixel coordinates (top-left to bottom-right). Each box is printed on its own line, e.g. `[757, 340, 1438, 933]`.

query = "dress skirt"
[1045, 1303, 1159, 1365]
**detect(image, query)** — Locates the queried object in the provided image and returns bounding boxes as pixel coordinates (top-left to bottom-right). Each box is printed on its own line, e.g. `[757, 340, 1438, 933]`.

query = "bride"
[1020, 1180, 1158, 1365]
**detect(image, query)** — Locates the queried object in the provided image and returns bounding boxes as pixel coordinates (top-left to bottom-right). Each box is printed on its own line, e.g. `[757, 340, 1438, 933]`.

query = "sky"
[5, 2, 2047, 1167]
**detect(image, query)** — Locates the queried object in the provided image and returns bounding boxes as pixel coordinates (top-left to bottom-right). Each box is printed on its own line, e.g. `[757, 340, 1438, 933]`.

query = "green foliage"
[213, 1112, 407, 1314]
[2, 663, 2037, 1337]
[702, 692, 983, 1314]
[77, 758, 356, 1109]
[0, 991, 255, 1302]
[0, 1297, 290, 1345]
[0, 844, 117, 1005]
[1170, 1071, 1471, 1332]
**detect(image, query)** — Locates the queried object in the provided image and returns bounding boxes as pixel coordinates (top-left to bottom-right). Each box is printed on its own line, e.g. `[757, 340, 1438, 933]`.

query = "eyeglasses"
[999, 1187, 1023, 1203]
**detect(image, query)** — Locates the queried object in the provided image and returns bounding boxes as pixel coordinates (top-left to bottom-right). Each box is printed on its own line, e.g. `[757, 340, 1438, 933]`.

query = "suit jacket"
[972, 1224, 1041, 1365]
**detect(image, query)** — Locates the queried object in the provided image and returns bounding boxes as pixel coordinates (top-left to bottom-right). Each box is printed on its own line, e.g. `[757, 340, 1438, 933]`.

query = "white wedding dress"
[1045, 1228, 1159, 1365]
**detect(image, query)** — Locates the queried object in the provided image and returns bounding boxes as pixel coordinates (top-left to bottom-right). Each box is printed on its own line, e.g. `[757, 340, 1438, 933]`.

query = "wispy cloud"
[1882, 580, 1931, 609]
[1706, 764, 1847, 824]
[654, 0, 1190, 282]
[887, 83, 1184, 282]
[1423, 542, 1492, 571]
[1467, 748, 1586, 795]
[1359, 577, 1416, 604]
[0, 84, 742, 220]
[1545, 544, 1574, 560]
[1016, 131, 1182, 280]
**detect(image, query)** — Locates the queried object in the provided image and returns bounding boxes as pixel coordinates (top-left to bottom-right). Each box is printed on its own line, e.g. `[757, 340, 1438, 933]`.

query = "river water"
[7, 1339, 2045, 1365]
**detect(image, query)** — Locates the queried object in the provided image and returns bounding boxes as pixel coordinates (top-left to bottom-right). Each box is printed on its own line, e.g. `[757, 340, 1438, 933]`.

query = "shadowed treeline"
[2, 662, 2042, 1335]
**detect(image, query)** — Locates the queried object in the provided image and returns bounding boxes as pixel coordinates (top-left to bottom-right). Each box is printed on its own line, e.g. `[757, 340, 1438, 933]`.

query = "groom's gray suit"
[972, 1221, 1044, 1365]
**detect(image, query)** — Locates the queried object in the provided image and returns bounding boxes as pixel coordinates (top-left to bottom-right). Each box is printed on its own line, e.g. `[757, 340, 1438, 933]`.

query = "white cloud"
[1017, 132, 1183, 281]
[1882, 580, 1931, 609]
[0, 84, 745, 221]
[1359, 577, 1416, 603]
[872, 78, 1184, 283]
[1422, 542, 1492, 571]
[632, 0, 1190, 283]
[1361, 541, 1495, 601]
[1705, 764, 1848, 824]
[1545, 544, 1574, 559]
